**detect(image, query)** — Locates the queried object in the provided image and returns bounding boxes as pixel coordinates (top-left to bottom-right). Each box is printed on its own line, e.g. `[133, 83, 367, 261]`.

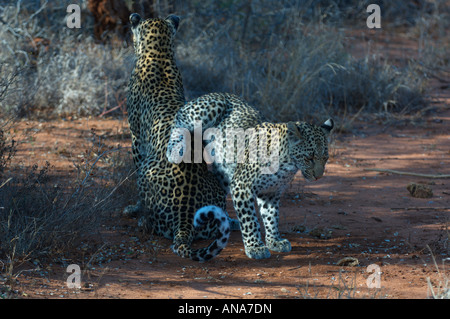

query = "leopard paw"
[245, 245, 271, 259]
[267, 238, 291, 253]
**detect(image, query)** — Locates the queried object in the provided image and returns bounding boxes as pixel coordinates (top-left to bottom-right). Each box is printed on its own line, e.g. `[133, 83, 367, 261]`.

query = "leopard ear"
[321, 119, 334, 133]
[130, 13, 141, 28]
[287, 122, 303, 147]
[287, 122, 302, 139]
[165, 14, 180, 32]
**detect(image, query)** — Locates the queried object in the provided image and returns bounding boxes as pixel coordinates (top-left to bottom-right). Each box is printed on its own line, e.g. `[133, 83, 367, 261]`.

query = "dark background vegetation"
[0, 0, 448, 293]
[1, 0, 447, 120]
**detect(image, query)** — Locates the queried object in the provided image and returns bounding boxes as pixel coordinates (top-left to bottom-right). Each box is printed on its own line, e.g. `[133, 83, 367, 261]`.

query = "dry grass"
[0, 125, 136, 292]
[1, 0, 444, 122]
[0, 1, 133, 117]
[176, 1, 433, 124]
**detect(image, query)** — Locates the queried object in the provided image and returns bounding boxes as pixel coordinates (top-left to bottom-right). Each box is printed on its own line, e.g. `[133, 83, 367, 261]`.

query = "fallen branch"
[363, 168, 450, 179]
[391, 207, 450, 211]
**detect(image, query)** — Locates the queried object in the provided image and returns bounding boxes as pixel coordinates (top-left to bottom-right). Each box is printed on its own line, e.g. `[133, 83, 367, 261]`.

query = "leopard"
[124, 14, 239, 262]
[167, 92, 334, 259]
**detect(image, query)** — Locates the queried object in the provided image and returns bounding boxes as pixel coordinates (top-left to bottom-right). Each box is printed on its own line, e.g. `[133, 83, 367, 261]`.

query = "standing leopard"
[124, 14, 238, 262]
[167, 92, 334, 259]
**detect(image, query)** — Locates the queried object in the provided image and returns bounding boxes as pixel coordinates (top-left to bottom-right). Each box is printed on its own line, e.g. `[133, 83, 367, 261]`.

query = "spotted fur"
[167, 92, 334, 259]
[124, 14, 237, 262]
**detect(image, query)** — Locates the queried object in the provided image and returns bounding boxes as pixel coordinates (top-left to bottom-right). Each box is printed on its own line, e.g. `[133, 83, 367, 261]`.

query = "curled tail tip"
[192, 205, 231, 262]
[194, 205, 227, 226]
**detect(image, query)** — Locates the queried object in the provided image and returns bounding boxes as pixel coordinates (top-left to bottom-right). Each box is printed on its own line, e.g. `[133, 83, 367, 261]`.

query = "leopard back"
[126, 14, 232, 262]
[128, 14, 184, 162]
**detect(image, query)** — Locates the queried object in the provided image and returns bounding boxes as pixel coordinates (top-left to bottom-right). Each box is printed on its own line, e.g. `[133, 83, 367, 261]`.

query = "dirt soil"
[3, 30, 449, 300]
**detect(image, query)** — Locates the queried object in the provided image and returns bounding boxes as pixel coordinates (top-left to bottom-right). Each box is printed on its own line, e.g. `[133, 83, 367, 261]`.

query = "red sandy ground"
[2, 29, 449, 300]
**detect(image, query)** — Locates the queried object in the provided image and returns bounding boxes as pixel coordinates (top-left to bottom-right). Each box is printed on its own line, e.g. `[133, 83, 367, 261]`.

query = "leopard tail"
[190, 205, 231, 262]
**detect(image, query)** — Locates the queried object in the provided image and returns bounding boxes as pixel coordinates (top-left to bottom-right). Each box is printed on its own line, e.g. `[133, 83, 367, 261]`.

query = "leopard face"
[287, 119, 333, 182]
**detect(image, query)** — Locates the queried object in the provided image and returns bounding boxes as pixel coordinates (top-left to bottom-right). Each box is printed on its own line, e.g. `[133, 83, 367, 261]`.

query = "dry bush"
[0, 1, 137, 279]
[87, 0, 133, 41]
[0, 128, 15, 177]
[0, 0, 134, 118]
[87, 0, 158, 41]
[0, 127, 136, 281]
[176, 1, 429, 124]
[0, 0, 441, 122]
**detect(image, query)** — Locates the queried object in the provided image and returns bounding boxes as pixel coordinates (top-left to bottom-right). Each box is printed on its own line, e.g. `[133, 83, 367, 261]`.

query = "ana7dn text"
[178, 303, 272, 316]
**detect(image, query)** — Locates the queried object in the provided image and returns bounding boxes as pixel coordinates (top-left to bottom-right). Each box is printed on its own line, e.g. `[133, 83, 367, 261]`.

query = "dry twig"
[364, 168, 450, 179]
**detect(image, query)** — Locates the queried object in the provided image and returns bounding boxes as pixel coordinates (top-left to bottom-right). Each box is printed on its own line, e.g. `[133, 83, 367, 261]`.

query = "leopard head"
[287, 119, 333, 182]
[129, 13, 180, 59]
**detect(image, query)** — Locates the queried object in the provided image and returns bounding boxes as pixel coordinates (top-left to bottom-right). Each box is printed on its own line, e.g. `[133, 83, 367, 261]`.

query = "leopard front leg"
[172, 233, 193, 259]
[172, 218, 195, 259]
[231, 186, 270, 259]
[257, 193, 291, 253]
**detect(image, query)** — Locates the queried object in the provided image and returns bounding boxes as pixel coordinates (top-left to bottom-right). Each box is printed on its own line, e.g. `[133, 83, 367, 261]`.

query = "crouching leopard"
[167, 92, 334, 259]
[125, 14, 239, 262]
